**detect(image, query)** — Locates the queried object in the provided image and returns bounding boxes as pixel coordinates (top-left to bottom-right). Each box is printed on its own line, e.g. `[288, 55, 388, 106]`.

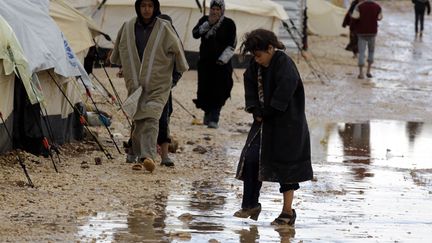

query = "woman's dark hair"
[240, 29, 285, 56]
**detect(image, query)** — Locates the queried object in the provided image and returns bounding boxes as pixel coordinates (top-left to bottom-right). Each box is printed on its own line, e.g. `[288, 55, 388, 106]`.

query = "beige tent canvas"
[88, 0, 288, 52]
[0, 0, 89, 155]
[307, 0, 348, 36]
[49, 0, 106, 62]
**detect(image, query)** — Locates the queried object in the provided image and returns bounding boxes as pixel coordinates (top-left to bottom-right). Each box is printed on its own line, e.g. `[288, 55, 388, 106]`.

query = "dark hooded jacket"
[412, 0, 431, 14]
[135, 0, 161, 24]
[236, 51, 313, 183]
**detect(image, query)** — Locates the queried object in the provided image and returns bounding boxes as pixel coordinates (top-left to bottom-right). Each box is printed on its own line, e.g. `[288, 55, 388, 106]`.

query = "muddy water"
[78, 120, 432, 242]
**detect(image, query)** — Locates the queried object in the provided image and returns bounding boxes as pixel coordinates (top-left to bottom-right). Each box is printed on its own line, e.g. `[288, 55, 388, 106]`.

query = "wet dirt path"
[1, 1, 432, 242]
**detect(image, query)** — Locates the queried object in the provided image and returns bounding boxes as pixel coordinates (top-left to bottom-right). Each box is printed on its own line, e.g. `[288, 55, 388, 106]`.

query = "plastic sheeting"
[0, 0, 93, 88]
[0, 16, 43, 105]
[307, 0, 348, 36]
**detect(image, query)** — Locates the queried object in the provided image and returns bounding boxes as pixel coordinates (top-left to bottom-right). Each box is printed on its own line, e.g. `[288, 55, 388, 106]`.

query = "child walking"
[234, 29, 313, 225]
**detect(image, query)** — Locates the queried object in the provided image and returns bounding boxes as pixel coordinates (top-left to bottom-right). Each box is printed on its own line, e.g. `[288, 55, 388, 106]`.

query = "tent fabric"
[37, 71, 82, 118]
[0, 1, 88, 154]
[102, 0, 288, 19]
[0, 61, 14, 123]
[90, 0, 288, 51]
[49, 0, 105, 55]
[0, 0, 93, 88]
[307, 0, 348, 36]
[0, 16, 43, 105]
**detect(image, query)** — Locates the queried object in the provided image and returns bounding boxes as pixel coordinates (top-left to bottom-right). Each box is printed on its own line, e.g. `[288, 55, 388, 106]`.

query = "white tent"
[0, 0, 92, 87]
[49, 0, 106, 62]
[307, 0, 348, 36]
[0, 0, 90, 154]
[88, 0, 288, 51]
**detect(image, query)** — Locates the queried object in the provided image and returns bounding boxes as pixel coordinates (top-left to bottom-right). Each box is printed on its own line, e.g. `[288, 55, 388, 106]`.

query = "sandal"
[142, 158, 155, 173]
[271, 209, 296, 226]
[131, 164, 143, 171]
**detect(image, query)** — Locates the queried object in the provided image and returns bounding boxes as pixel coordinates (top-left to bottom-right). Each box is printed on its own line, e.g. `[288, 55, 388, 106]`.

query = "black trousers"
[241, 132, 299, 209]
[157, 93, 173, 145]
[415, 8, 426, 32]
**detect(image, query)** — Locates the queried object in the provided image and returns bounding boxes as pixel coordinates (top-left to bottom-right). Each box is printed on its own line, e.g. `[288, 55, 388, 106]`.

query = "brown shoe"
[233, 203, 261, 221]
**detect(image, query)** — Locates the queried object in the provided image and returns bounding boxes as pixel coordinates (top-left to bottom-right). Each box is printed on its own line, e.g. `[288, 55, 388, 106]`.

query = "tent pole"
[47, 72, 113, 160]
[9, 54, 60, 173]
[78, 77, 122, 154]
[203, 0, 206, 16]
[92, 40, 132, 128]
[281, 20, 329, 85]
[0, 112, 34, 188]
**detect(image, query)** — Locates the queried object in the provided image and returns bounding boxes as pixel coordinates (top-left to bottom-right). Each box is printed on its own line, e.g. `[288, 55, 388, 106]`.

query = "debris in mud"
[170, 232, 192, 241]
[80, 161, 90, 169]
[94, 157, 102, 165]
[186, 141, 195, 145]
[192, 145, 207, 154]
[178, 213, 194, 222]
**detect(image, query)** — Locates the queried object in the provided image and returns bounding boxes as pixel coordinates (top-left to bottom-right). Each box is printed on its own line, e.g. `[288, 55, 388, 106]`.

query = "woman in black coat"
[234, 29, 313, 225]
[192, 0, 236, 128]
[412, 0, 431, 35]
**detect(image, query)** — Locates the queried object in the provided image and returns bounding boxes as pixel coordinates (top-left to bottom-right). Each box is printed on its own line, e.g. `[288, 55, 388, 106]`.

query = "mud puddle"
[77, 120, 432, 242]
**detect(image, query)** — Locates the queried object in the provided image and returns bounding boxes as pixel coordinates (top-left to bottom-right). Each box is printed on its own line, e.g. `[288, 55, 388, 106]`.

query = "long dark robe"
[192, 16, 236, 111]
[236, 51, 313, 183]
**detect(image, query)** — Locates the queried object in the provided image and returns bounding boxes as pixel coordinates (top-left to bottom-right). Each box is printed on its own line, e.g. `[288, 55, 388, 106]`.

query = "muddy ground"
[1, 1, 431, 242]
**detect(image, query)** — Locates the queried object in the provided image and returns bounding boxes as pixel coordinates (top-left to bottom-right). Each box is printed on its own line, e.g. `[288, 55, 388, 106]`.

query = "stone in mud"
[178, 213, 193, 222]
[80, 161, 90, 169]
[192, 145, 207, 154]
[94, 157, 102, 165]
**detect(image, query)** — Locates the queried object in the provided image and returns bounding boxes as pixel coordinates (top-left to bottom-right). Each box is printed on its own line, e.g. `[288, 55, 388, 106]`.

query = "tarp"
[307, 0, 348, 36]
[89, 0, 288, 51]
[0, 16, 43, 106]
[49, 0, 105, 55]
[0, 12, 81, 153]
[0, 0, 93, 88]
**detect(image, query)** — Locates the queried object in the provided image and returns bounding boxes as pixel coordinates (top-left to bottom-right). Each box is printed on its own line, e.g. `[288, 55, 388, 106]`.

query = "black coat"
[192, 16, 236, 110]
[236, 51, 313, 183]
[412, 0, 431, 14]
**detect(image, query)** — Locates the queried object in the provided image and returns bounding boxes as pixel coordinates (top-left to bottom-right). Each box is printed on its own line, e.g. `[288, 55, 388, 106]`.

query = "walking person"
[192, 0, 236, 129]
[342, 0, 359, 57]
[157, 14, 183, 167]
[412, 0, 431, 36]
[351, 0, 383, 79]
[234, 29, 313, 225]
[110, 0, 188, 171]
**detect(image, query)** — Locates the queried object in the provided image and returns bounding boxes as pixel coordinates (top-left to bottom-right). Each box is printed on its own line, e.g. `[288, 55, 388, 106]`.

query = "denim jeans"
[357, 35, 376, 67]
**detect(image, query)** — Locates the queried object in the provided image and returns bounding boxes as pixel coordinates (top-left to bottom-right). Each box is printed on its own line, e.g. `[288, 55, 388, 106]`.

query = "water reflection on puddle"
[78, 120, 432, 242]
